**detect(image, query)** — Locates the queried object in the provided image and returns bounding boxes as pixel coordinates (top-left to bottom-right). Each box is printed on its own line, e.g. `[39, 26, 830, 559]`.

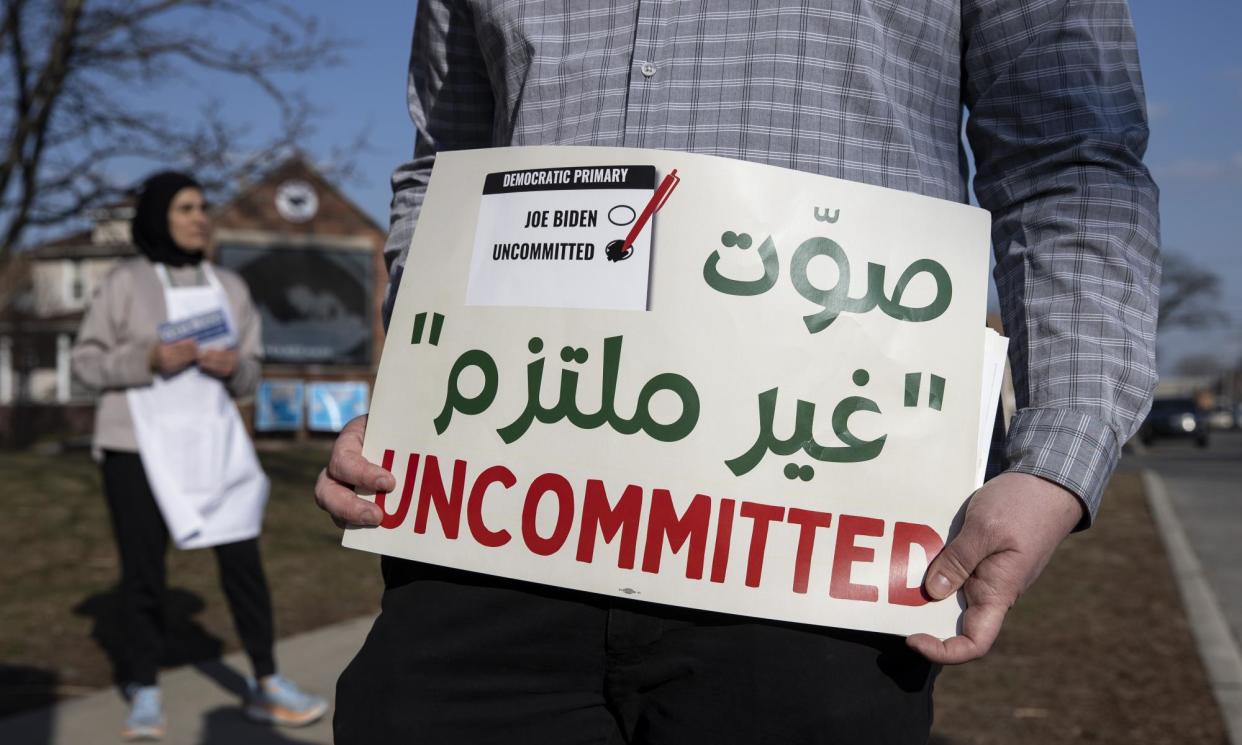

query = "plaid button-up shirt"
[385, 0, 1160, 524]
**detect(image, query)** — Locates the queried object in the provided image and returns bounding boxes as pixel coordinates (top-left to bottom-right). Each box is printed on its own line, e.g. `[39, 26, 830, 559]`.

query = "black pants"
[101, 450, 276, 686]
[335, 559, 936, 745]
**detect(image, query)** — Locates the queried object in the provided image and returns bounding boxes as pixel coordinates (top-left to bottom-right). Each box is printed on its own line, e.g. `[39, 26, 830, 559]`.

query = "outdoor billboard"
[216, 244, 372, 365]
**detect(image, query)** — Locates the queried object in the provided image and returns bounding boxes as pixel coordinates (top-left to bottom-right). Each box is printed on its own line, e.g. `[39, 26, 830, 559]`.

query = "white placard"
[345, 146, 996, 640]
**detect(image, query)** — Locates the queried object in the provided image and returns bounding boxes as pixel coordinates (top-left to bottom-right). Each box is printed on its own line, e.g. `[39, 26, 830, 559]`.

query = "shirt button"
[640, 62, 657, 78]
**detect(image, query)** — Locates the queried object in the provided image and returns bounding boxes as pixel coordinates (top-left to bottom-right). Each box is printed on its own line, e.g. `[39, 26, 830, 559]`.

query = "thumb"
[924, 522, 991, 600]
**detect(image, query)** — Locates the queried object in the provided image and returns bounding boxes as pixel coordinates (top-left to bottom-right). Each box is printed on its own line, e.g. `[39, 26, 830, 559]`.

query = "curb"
[1142, 468, 1242, 744]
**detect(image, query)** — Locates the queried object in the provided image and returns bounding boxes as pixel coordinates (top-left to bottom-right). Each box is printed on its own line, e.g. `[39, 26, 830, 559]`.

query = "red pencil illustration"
[606, 169, 680, 262]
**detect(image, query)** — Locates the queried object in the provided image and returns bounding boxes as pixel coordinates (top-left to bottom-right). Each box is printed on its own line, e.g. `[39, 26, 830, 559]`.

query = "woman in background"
[72, 172, 326, 741]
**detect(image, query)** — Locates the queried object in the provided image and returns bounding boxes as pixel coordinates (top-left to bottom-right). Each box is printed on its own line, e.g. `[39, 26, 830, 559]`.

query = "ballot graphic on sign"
[347, 146, 1007, 640]
[467, 165, 678, 311]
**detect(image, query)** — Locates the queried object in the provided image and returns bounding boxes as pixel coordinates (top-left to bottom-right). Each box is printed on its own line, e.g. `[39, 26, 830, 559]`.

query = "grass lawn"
[0, 450, 1229, 742]
[931, 465, 1227, 744]
[0, 447, 382, 717]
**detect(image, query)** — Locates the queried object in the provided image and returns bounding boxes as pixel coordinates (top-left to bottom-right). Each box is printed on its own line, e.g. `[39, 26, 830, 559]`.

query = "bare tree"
[0, 0, 347, 257]
[1158, 252, 1229, 330]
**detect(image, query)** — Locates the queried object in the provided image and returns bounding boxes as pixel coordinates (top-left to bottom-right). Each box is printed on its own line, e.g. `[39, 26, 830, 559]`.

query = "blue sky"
[1129, 0, 1242, 372]
[146, 0, 1240, 375]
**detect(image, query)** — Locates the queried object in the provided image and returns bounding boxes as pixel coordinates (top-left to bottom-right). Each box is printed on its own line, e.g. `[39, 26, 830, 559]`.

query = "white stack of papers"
[976, 329, 1010, 487]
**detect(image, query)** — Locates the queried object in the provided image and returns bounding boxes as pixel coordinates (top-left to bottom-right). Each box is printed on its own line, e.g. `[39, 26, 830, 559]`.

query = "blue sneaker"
[245, 674, 328, 727]
[122, 684, 165, 741]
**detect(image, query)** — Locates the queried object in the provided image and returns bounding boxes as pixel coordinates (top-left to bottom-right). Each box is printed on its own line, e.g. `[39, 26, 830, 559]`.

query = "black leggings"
[101, 450, 276, 685]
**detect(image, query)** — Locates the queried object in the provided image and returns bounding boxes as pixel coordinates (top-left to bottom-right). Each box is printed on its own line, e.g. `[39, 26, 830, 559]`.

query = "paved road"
[1131, 429, 1242, 649]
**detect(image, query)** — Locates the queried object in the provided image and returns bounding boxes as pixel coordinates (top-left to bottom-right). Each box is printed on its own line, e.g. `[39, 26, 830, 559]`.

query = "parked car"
[1140, 397, 1209, 447]
[1206, 406, 1236, 431]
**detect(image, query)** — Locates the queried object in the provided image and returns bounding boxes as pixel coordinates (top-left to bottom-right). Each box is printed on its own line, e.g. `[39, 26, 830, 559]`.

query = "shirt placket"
[623, 0, 672, 149]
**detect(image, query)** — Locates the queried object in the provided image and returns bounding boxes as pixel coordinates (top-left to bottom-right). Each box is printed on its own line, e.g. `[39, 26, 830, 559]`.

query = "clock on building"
[274, 179, 319, 223]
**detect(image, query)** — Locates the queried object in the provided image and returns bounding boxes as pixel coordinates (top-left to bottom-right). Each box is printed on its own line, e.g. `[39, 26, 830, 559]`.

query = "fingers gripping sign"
[906, 472, 1085, 664]
[314, 415, 396, 528]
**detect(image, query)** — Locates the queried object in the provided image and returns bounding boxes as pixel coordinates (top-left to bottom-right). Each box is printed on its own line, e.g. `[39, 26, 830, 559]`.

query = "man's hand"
[197, 347, 239, 378]
[150, 340, 198, 375]
[313, 415, 396, 529]
[906, 472, 1084, 664]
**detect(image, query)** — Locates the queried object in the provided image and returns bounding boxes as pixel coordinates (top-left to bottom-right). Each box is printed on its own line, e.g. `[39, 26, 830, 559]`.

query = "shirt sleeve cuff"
[1002, 407, 1123, 530]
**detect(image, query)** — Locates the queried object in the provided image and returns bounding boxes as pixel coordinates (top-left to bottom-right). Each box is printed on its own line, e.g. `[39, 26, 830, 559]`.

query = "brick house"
[0, 155, 387, 447]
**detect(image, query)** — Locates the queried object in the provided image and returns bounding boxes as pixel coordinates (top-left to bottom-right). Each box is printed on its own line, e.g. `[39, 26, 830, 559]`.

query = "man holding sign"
[316, 2, 1159, 742]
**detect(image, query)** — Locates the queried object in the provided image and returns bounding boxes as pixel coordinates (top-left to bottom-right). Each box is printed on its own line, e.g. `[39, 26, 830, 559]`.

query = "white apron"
[127, 264, 268, 549]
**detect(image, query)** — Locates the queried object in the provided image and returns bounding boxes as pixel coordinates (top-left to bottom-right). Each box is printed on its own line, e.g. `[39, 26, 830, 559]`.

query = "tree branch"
[0, 0, 346, 256]
[0, 0, 82, 234]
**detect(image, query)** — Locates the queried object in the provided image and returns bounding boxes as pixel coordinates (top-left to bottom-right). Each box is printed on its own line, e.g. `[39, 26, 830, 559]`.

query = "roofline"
[219, 153, 386, 235]
[21, 243, 138, 260]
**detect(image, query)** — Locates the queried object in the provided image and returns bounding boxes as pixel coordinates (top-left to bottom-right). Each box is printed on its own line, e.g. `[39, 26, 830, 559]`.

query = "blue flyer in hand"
[158, 309, 237, 348]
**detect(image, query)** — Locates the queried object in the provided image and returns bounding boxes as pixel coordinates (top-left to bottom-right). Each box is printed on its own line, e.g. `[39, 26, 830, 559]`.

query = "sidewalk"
[0, 616, 374, 745]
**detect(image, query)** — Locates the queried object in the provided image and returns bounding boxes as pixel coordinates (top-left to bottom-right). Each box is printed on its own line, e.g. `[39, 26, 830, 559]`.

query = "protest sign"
[308, 381, 370, 432]
[256, 379, 303, 432]
[343, 146, 996, 639]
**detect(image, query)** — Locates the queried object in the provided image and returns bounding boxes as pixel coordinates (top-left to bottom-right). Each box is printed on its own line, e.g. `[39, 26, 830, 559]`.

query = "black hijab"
[131, 171, 205, 267]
